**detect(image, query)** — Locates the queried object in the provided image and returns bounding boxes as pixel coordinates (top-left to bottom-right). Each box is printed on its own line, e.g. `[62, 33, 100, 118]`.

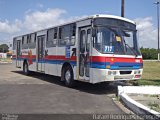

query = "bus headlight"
[108, 71, 117, 75]
[134, 70, 141, 74]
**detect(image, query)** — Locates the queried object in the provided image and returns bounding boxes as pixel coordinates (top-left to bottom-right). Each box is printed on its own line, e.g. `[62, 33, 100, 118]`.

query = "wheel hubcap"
[65, 70, 71, 82]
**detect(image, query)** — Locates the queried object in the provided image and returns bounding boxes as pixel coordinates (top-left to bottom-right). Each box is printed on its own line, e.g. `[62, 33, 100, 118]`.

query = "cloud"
[23, 8, 67, 31]
[0, 19, 22, 33]
[23, 8, 87, 32]
[135, 17, 157, 48]
[1, 8, 157, 49]
[0, 8, 86, 44]
[0, 8, 68, 34]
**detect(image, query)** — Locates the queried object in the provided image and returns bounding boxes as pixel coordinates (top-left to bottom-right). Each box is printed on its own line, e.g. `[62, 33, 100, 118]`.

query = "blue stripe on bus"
[15, 59, 142, 70]
[44, 60, 76, 66]
[91, 62, 142, 70]
[90, 62, 109, 69]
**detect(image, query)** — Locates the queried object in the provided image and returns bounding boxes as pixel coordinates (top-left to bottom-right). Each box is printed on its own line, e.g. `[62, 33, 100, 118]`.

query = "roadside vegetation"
[148, 101, 160, 112]
[140, 47, 158, 60]
[0, 44, 12, 63]
[0, 44, 9, 53]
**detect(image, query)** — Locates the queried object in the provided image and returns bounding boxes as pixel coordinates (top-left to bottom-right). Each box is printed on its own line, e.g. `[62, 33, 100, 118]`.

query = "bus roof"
[90, 14, 135, 24]
[13, 14, 135, 38]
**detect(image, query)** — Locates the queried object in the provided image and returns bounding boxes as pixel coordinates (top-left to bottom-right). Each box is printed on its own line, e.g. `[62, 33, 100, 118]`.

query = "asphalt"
[0, 63, 124, 119]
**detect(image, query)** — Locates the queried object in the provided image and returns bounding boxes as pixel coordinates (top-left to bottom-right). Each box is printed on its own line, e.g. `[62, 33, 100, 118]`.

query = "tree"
[0, 44, 9, 53]
[140, 47, 158, 60]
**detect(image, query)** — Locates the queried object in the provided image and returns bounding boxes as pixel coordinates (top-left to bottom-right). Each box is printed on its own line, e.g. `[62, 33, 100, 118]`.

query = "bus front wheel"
[62, 65, 75, 87]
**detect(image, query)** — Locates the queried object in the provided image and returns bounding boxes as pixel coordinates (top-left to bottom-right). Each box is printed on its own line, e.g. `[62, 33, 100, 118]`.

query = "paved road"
[0, 64, 124, 119]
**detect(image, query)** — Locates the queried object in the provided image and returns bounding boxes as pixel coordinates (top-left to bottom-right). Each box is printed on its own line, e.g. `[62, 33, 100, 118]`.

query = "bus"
[12, 14, 143, 87]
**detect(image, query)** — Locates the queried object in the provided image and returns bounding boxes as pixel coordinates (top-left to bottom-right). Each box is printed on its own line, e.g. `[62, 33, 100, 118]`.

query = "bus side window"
[59, 23, 76, 46]
[22, 35, 29, 49]
[59, 26, 66, 46]
[54, 28, 57, 39]
[28, 34, 31, 44]
[46, 28, 57, 48]
[13, 38, 17, 50]
[70, 23, 76, 46]
[59, 27, 62, 40]
[22, 39, 24, 45]
[29, 33, 36, 49]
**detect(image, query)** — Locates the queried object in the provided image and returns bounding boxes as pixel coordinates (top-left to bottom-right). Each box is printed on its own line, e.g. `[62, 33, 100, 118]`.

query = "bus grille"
[120, 71, 132, 75]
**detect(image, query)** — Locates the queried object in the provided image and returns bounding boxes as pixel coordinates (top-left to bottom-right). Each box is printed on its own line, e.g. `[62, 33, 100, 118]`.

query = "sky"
[0, 0, 159, 48]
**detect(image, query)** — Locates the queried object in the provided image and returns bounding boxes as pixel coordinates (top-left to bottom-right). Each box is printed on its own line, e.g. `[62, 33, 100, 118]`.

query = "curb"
[118, 86, 160, 119]
[118, 86, 160, 95]
[120, 93, 160, 119]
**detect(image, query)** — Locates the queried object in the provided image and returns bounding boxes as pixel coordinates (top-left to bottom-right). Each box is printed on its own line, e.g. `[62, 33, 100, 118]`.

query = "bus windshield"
[94, 26, 141, 56]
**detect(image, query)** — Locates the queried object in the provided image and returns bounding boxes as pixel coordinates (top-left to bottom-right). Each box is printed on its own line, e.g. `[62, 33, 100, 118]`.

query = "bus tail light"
[135, 75, 141, 78]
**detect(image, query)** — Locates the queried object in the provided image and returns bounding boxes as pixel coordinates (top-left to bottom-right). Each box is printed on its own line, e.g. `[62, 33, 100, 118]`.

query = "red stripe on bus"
[91, 56, 143, 63]
[14, 55, 76, 61]
[13, 55, 142, 63]
[21, 55, 36, 59]
[45, 55, 76, 61]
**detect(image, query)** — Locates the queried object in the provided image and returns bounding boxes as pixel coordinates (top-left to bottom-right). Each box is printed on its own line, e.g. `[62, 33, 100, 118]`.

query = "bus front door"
[16, 40, 21, 68]
[37, 35, 45, 72]
[79, 28, 91, 81]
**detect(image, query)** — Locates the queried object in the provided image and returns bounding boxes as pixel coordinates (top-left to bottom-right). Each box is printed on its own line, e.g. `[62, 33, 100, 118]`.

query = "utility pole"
[154, 1, 160, 61]
[121, 0, 125, 17]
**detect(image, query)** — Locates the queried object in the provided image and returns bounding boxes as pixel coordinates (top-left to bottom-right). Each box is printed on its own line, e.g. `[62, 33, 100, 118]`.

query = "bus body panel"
[12, 14, 143, 84]
[44, 47, 57, 76]
[28, 47, 36, 72]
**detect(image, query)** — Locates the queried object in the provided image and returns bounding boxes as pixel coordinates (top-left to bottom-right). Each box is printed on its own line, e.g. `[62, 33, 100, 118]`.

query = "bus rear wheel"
[62, 65, 75, 87]
[23, 62, 29, 75]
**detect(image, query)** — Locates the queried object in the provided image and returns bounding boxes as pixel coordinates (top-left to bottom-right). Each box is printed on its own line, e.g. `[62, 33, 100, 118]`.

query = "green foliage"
[0, 44, 9, 53]
[148, 101, 160, 112]
[140, 47, 158, 60]
[138, 79, 160, 86]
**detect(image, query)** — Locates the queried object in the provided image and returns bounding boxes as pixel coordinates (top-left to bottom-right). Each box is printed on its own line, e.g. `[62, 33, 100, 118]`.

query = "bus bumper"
[91, 68, 143, 83]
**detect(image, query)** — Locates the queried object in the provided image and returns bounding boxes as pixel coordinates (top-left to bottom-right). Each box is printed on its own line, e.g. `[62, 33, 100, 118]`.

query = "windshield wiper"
[124, 43, 138, 57]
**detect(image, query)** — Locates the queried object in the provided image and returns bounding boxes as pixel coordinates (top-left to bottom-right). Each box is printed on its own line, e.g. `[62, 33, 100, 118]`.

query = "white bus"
[12, 14, 143, 87]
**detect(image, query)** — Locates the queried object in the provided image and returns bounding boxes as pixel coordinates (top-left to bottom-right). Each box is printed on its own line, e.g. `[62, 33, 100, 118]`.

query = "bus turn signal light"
[106, 65, 110, 69]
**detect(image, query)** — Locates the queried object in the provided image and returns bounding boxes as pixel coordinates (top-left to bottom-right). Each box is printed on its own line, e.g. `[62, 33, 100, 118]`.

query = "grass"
[148, 102, 160, 112]
[134, 61, 160, 86]
[137, 79, 160, 86]
[141, 61, 160, 80]
[0, 58, 12, 62]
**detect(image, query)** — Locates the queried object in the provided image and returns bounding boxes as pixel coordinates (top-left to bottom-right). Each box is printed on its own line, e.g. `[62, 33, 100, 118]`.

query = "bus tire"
[23, 62, 29, 75]
[63, 65, 75, 87]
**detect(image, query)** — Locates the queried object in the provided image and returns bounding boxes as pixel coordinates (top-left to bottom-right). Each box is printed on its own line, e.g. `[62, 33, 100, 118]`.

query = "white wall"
[0, 53, 7, 58]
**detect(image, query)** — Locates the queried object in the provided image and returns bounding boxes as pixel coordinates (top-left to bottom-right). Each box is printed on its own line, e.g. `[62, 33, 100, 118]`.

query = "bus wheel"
[23, 62, 29, 75]
[63, 65, 75, 87]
